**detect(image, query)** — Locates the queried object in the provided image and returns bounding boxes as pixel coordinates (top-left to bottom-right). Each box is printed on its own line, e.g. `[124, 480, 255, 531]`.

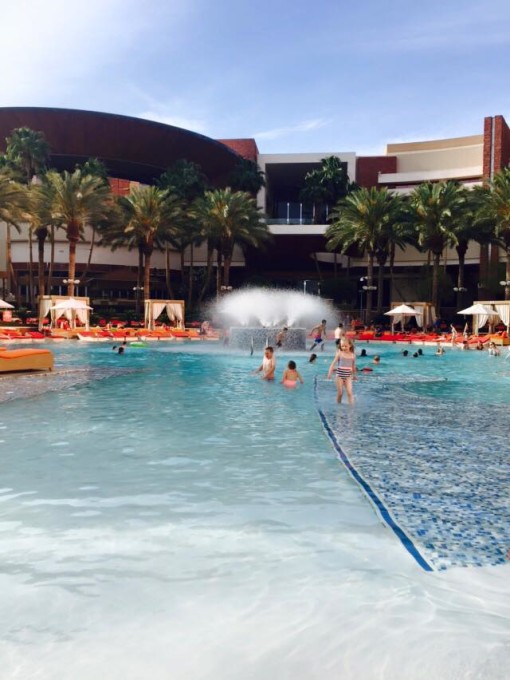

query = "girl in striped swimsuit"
[327, 338, 356, 404]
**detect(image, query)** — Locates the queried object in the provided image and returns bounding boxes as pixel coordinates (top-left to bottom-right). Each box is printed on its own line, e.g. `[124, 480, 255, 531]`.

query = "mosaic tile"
[315, 376, 510, 571]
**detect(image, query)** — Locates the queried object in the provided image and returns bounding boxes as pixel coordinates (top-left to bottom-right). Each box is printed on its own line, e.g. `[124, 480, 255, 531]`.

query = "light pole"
[133, 286, 143, 318]
[453, 286, 467, 307]
[63, 278, 80, 297]
[303, 280, 310, 295]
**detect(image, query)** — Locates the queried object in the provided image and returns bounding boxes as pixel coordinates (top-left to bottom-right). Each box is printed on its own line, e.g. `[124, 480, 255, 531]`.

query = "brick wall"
[483, 115, 510, 179]
[356, 156, 397, 188]
[217, 138, 259, 161]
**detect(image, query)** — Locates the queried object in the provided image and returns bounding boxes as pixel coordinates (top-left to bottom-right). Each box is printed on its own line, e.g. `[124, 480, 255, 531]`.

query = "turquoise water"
[1, 342, 509, 679]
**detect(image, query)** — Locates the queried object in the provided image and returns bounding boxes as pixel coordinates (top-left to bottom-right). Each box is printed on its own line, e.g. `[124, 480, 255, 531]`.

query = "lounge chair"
[0, 348, 54, 373]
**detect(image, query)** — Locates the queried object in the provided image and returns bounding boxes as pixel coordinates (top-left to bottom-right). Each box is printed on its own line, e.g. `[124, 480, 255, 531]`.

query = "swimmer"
[309, 353, 318, 363]
[402, 350, 409, 357]
[359, 348, 368, 357]
[254, 346, 276, 381]
[275, 327, 288, 348]
[327, 338, 357, 404]
[373, 355, 381, 364]
[309, 320, 327, 352]
[281, 360, 304, 388]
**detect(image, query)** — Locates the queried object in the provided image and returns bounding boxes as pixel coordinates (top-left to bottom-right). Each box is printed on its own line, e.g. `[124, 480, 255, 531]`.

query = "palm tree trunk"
[37, 231, 46, 299]
[216, 249, 222, 295]
[28, 229, 34, 305]
[47, 226, 55, 295]
[197, 241, 214, 304]
[165, 245, 175, 298]
[366, 255, 375, 322]
[376, 259, 385, 315]
[456, 243, 468, 309]
[187, 242, 194, 309]
[506, 250, 510, 301]
[479, 243, 489, 296]
[6, 224, 17, 300]
[79, 226, 96, 283]
[143, 251, 152, 299]
[432, 251, 441, 313]
[68, 239, 78, 297]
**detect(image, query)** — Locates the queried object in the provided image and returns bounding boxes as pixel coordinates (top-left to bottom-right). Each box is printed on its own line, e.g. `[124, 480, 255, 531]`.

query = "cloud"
[359, 2, 510, 53]
[137, 111, 207, 134]
[0, 0, 194, 107]
[254, 119, 330, 141]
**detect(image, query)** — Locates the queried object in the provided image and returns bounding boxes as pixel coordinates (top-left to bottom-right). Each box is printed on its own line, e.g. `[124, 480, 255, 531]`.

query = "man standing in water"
[254, 346, 276, 380]
[275, 327, 288, 348]
[309, 320, 327, 352]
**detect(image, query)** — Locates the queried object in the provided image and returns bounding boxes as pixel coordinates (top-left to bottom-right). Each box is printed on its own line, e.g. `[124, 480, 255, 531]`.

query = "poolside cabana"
[477, 300, 510, 334]
[144, 299, 185, 331]
[38, 295, 91, 331]
[388, 302, 435, 330]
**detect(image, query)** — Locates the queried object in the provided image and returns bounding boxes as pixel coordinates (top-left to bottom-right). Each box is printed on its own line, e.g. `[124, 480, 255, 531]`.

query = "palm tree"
[0, 169, 27, 298]
[5, 128, 50, 304]
[158, 159, 208, 304]
[453, 186, 495, 307]
[326, 187, 405, 319]
[227, 158, 266, 195]
[119, 185, 183, 299]
[486, 168, 510, 299]
[301, 156, 353, 224]
[408, 181, 466, 313]
[192, 188, 270, 300]
[39, 169, 114, 297]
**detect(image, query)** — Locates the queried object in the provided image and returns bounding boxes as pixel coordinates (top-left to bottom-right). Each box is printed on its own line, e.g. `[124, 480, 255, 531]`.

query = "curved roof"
[0, 107, 241, 185]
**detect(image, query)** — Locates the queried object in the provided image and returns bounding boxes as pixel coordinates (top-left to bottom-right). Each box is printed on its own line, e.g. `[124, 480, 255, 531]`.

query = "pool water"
[0, 342, 509, 679]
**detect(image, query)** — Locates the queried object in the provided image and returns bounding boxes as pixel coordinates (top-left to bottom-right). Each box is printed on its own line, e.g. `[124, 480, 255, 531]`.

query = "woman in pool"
[327, 338, 357, 404]
[281, 360, 304, 388]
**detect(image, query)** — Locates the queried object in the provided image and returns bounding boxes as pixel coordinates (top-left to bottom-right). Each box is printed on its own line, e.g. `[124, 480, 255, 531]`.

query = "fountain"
[212, 288, 337, 350]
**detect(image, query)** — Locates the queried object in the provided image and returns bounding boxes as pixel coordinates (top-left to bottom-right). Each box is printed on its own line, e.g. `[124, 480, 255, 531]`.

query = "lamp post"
[133, 285, 143, 318]
[453, 286, 467, 308]
[359, 276, 377, 322]
[500, 280, 510, 301]
[63, 278, 80, 297]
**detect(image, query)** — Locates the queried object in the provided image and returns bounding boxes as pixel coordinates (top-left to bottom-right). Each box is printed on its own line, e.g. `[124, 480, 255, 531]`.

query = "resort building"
[0, 107, 509, 312]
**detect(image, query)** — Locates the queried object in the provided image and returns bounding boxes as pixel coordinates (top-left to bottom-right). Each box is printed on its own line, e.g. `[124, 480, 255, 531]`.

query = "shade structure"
[385, 304, 419, 316]
[0, 299, 14, 309]
[457, 303, 498, 334]
[457, 303, 496, 316]
[49, 297, 92, 330]
[385, 304, 419, 331]
[50, 297, 92, 311]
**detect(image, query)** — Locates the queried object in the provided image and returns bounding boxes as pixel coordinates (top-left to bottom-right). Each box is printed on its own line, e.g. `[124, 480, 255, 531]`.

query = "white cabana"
[144, 299, 185, 331]
[386, 302, 436, 331]
[457, 303, 499, 334]
[39, 295, 92, 331]
[478, 299, 510, 333]
[0, 299, 14, 309]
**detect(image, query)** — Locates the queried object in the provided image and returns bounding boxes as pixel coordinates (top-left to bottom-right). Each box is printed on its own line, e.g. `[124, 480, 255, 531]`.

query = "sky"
[1, 0, 510, 156]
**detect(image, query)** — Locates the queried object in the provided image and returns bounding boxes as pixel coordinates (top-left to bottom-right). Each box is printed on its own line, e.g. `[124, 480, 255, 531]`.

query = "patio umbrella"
[0, 299, 14, 309]
[385, 304, 419, 332]
[457, 303, 498, 334]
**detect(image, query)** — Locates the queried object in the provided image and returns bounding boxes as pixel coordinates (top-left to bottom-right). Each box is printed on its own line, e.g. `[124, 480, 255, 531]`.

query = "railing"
[267, 217, 318, 225]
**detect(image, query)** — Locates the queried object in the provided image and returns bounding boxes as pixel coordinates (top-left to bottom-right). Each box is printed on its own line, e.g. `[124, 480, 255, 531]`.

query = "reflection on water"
[0, 343, 509, 679]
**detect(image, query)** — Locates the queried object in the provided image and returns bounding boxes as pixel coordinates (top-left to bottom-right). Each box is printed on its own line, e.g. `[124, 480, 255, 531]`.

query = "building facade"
[0, 107, 509, 311]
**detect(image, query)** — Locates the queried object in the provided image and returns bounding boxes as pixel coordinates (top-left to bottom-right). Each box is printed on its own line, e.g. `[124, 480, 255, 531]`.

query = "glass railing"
[268, 217, 319, 225]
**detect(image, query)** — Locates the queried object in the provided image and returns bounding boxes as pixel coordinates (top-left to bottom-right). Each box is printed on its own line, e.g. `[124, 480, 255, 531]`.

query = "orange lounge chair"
[0, 348, 54, 373]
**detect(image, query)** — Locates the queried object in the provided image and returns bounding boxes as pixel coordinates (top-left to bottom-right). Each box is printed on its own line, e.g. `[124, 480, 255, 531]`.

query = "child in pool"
[281, 360, 304, 388]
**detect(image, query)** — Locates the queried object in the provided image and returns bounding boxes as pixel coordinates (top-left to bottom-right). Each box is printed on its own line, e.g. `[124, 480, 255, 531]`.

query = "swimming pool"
[1, 342, 509, 679]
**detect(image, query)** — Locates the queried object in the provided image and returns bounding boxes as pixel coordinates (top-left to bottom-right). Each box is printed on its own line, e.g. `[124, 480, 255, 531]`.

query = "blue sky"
[2, 0, 510, 155]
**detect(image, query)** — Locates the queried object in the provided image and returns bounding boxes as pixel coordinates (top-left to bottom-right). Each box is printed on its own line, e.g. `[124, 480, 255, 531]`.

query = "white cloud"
[137, 111, 207, 134]
[254, 119, 330, 141]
